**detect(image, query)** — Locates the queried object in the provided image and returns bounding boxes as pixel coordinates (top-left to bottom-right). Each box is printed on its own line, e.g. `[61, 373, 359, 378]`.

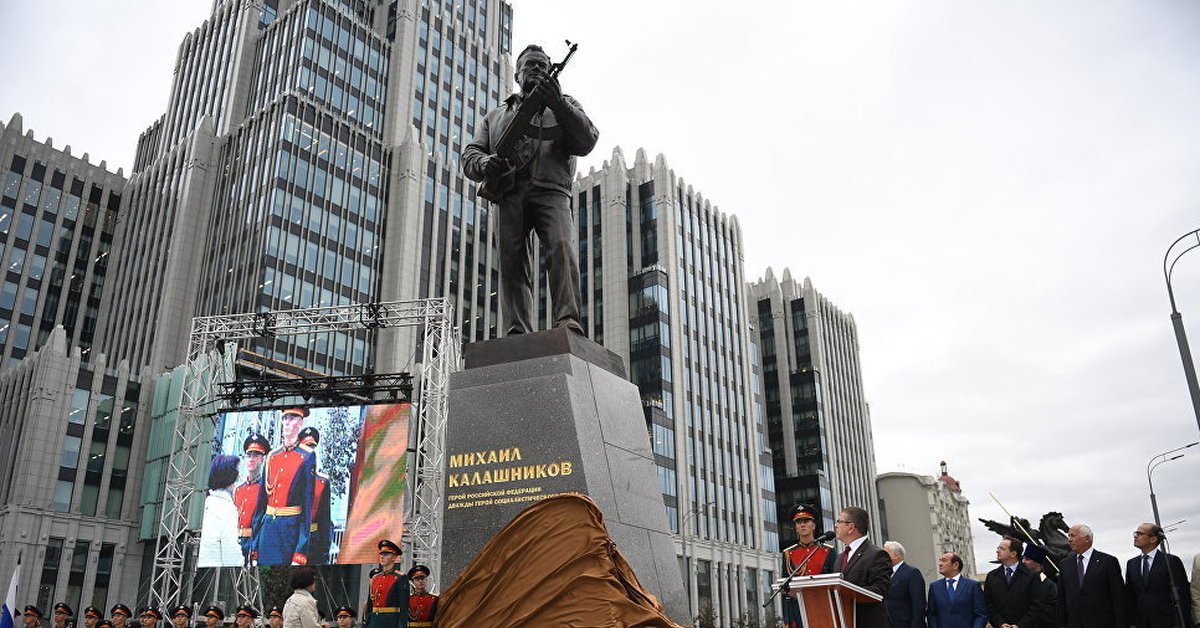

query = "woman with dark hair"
[283, 567, 321, 628]
[198, 455, 242, 566]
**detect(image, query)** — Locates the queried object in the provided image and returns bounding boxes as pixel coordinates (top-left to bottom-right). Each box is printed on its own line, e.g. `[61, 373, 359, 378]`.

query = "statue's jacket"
[463, 91, 599, 196]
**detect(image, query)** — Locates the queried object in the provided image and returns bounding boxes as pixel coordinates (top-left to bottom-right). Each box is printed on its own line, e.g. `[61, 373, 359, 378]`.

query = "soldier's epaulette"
[783, 543, 799, 553]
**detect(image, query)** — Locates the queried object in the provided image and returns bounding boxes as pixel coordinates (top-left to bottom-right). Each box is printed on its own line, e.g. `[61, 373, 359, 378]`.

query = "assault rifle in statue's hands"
[477, 40, 578, 203]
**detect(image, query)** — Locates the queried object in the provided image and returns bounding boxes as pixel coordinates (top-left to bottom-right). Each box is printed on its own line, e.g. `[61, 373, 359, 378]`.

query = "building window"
[37, 537, 64, 610]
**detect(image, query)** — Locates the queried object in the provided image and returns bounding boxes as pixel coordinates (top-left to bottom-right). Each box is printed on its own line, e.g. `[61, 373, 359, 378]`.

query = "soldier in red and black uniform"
[236, 434, 269, 563]
[109, 604, 131, 628]
[254, 408, 316, 565]
[297, 427, 332, 565]
[333, 606, 356, 628]
[82, 607, 102, 628]
[363, 539, 408, 628]
[169, 606, 191, 628]
[779, 504, 839, 628]
[264, 606, 282, 628]
[52, 603, 74, 628]
[406, 565, 437, 628]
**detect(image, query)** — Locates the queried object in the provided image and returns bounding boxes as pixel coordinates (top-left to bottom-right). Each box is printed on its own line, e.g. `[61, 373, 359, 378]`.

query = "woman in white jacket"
[283, 567, 322, 628]
[198, 455, 242, 567]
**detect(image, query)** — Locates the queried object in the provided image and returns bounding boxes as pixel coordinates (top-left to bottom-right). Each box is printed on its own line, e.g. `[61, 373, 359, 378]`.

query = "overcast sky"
[2, 0, 1199, 574]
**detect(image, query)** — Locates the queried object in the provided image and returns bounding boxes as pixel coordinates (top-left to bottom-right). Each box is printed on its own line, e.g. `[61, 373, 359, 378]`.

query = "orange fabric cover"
[434, 493, 687, 628]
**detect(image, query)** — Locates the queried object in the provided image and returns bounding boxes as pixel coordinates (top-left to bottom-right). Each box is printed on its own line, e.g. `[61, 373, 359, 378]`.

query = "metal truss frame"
[148, 299, 460, 608]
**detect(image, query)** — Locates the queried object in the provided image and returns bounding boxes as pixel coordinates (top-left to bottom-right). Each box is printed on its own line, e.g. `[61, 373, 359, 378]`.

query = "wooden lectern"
[773, 573, 883, 628]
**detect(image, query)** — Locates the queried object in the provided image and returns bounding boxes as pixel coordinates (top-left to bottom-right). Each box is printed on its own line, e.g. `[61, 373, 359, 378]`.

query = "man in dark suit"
[1125, 522, 1194, 628]
[884, 540, 926, 628]
[985, 536, 1042, 628]
[1057, 523, 1125, 628]
[834, 506, 892, 628]
[927, 552, 986, 628]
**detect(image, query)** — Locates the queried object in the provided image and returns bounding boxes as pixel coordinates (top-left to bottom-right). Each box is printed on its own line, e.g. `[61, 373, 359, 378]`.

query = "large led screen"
[197, 403, 410, 567]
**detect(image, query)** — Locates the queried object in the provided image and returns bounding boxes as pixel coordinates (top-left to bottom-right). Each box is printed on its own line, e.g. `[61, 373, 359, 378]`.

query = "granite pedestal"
[441, 328, 687, 621]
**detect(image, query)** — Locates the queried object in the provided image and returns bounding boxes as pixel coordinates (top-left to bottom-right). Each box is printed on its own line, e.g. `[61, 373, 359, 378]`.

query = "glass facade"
[750, 271, 881, 545]
[412, 0, 511, 343]
[568, 150, 779, 622]
[0, 134, 122, 367]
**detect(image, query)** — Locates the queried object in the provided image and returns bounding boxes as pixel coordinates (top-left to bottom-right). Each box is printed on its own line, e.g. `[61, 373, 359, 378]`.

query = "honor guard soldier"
[23, 606, 45, 628]
[52, 604, 74, 628]
[169, 607, 191, 628]
[1020, 544, 1059, 627]
[333, 607, 355, 628]
[232, 607, 257, 628]
[108, 606, 131, 628]
[264, 607, 282, 628]
[97, 621, 114, 628]
[779, 504, 838, 628]
[364, 539, 408, 628]
[137, 608, 161, 628]
[255, 408, 317, 565]
[406, 565, 437, 628]
[201, 607, 223, 628]
[236, 434, 270, 562]
[82, 608, 102, 628]
[297, 428, 332, 565]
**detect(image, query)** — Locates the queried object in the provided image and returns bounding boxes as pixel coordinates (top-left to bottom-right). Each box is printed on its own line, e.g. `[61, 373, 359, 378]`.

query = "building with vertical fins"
[564, 147, 779, 625]
[0, 327, 149, 614]
[748, 269, 882, 544]
[98, 0, 513, 376]
[1, 0, 514, 610]
[0, 115, 126, 368]
[877, 462, 976, 579]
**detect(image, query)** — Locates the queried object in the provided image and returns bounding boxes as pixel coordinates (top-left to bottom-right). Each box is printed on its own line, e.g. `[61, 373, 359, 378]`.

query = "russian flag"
[0, 551, 20, 628]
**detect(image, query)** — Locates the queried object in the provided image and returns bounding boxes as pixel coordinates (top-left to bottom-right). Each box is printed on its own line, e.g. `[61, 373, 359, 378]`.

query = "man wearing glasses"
[833, 507, 892, 627]
[1125, 523, 1193, 628]
[406, 565, 437, 628]
[364, 540, 408, 628]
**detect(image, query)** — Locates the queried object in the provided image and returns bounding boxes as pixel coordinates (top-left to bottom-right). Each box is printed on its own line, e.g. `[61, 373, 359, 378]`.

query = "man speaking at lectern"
[834, 506, 892, 627]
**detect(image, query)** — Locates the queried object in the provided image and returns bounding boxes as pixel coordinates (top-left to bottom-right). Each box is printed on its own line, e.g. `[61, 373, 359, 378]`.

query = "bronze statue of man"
[462, 43, 599, 336]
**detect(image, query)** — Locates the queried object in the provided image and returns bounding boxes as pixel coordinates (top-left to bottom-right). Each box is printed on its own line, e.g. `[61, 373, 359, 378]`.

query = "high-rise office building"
[565, 147, 779, 624]
[0, 0, 514, 607]
[0, 115, 126, 368]
[99, 0, 513, 376]
[877, 462, 976, 578]
[749, 269, 881, 543]
[0, 327, 148, 613]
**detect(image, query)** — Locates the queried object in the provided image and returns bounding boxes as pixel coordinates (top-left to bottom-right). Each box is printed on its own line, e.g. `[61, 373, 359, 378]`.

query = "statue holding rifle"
[462, 42, 599, 337]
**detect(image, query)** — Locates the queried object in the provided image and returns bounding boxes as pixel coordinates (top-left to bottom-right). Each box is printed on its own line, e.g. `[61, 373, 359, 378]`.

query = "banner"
[197, 404, 410, 567]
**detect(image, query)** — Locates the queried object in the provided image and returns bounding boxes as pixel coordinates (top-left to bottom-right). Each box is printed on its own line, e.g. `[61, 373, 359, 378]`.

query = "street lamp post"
[1144, 442, 1197, 628]
[681, 500, 716, 620]
[1162, 230, 1200, 434]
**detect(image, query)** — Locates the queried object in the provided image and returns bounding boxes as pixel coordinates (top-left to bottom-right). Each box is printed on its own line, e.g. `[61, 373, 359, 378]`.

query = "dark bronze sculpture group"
[462, 42, 598, 337]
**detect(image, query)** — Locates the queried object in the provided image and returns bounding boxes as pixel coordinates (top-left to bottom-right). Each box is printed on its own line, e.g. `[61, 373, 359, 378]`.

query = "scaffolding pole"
[148, 299, 459, 608]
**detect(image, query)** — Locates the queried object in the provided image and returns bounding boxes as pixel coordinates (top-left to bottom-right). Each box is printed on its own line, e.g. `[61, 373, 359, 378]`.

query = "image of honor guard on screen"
[255, 407, 317, 566]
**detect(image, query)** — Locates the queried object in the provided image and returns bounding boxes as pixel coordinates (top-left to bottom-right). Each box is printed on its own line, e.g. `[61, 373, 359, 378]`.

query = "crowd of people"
[778, 503, 1198, 628]
[14, 541, 435, 628]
